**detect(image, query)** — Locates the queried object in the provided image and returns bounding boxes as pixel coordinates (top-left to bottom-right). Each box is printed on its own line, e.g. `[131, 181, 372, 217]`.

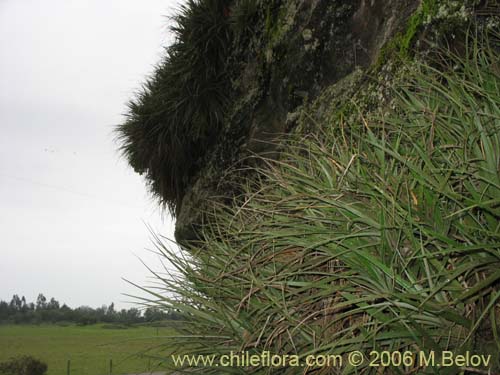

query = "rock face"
[174, 0, 420, 242]
[352, 0, 419, 64]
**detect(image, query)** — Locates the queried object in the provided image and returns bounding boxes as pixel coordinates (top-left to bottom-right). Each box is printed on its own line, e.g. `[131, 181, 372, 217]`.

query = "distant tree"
[102, 303, 115, 323]
[144, 307, 168, 322]
[36, 294, 47, 310]
[116, 308, 142, 324]
[20, 296, 27, 312]
[127, 308, 142, 323]
[74, 306, 99, 325]
[46, 298, 60, 310]
[107, 302, 115, 316]
[0, 295, 149, 325]
[0, 301, 9, 321]
[9, 295, 22, 311]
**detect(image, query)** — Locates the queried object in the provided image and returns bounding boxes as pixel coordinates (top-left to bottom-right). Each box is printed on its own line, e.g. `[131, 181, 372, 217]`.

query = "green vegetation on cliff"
[118, 0, 499, 373]
[118, 0, 366, 218]
[139, 32, 500, 374]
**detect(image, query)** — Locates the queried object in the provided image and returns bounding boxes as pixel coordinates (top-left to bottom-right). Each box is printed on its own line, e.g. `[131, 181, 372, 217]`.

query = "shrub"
[0, 356, 48, 375]
[140, 32, 500, 374]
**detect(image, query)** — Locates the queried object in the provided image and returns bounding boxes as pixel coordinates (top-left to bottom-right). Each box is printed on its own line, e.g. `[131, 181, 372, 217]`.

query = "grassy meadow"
[0, 324, 172, 375]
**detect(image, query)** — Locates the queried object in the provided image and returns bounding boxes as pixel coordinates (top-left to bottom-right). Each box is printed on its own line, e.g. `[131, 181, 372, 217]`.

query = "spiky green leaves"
[140, 33, 500, 374]
[117, 0, 232, 213]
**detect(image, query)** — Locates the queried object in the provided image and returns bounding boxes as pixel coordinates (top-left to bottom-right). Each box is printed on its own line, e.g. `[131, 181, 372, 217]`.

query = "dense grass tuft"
[117, 0, 232, 213]
[139, 34, 500, 374]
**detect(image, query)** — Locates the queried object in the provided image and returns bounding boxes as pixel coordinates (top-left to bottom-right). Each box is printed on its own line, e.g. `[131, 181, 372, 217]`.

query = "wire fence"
[63, 358, 158, 375]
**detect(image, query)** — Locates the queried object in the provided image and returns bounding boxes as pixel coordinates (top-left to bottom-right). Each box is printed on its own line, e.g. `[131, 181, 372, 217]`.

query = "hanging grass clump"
[117, 0, 232, 213]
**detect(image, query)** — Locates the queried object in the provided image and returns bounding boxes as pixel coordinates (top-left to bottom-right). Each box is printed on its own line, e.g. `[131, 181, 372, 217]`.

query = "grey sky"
[0, 0, 181, 309]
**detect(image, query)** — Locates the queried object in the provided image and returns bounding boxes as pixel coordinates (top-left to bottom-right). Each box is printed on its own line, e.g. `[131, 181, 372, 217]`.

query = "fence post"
[66, 359, 70, 375]
[109, 358, 113, 375]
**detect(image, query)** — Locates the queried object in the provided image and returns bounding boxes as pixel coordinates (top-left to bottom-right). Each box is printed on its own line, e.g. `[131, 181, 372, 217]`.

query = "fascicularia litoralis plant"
[117, 0, 233, 214]
[136, 32, 500, 374]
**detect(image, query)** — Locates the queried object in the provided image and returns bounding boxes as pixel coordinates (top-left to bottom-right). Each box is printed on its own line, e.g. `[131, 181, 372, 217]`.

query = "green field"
[0, 324, 172, 375]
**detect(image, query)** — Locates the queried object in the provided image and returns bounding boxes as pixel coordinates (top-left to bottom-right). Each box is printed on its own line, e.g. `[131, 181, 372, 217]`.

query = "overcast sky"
[0, 0, 182, 309]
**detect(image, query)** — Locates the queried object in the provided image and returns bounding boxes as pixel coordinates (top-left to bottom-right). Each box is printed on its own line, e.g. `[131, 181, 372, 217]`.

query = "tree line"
[0, 294, 179, 325]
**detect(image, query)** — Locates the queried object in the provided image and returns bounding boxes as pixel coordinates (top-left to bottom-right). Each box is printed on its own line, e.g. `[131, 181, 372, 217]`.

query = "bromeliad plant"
[139, 34, 500, 374]
[117, 0, 232, 213]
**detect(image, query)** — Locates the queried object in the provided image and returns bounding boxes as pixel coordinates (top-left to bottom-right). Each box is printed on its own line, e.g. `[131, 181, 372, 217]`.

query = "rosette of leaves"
[118, 0, 232, 213]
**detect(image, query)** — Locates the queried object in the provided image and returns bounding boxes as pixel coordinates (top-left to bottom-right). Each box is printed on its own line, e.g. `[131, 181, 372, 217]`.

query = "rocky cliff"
[118, 0, 497, 240]
[175, 0, 424, 242]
